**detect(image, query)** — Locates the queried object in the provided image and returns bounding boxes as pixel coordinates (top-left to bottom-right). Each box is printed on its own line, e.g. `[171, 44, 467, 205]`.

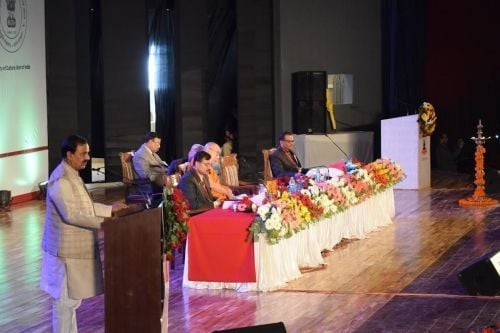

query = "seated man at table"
[204, 142, 234, 200]
[270, 131, 308, 177]
[133, 132, 168, 194]
[178, 151, 219, 210]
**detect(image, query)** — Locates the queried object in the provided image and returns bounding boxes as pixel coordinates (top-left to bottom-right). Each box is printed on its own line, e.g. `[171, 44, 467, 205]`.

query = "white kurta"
[40, 161, 112, 299]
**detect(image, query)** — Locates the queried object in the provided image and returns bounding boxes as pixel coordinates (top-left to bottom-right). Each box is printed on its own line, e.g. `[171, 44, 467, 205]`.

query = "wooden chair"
[262, 148, 276, 181]
[220, 153, 258, 194]
[119, 152, 158, 204]
[120, 152, 186, 269]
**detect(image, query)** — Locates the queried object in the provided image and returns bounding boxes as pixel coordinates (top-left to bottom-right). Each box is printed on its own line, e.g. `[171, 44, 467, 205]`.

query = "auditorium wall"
[274, 0, 382, 135]
[0, 0, 48, 200]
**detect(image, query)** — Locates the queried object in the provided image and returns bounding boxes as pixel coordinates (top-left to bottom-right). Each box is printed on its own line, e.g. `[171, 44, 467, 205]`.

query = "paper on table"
[306, 167, 344, 180]
[222, 201, 236, 210]
[250, 193, 266, 206]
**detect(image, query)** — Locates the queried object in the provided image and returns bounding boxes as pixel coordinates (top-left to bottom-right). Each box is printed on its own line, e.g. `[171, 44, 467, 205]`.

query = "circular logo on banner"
[0, 0, 27, 53]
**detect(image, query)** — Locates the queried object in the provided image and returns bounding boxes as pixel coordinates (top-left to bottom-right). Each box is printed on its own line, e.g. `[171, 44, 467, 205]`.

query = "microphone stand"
[324, 134, 349, 160]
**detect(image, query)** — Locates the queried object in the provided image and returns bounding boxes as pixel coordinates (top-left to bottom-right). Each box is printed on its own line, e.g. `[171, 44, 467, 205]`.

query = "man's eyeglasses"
[283, 139, 295, 143]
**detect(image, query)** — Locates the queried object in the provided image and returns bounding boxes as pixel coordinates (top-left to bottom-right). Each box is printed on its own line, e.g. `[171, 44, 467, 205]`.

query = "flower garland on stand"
[162, 187, 190, 261]
[417, 102, 437, 137]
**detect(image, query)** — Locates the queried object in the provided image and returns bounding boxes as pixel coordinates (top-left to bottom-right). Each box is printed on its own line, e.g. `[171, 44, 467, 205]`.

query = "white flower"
[300, 188, 311, 197]
[257, 205, 270, 220]
[309, 185, 320, 197]
[265, 219, 274, 230]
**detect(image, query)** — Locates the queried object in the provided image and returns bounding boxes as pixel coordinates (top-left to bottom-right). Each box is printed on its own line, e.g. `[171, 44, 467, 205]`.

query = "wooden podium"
[381, 114, 431, 189]
[102, 206, 163, 333]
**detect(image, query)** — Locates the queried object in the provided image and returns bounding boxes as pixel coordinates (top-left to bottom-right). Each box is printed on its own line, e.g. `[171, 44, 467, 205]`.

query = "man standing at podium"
[40, 135, 127, 333]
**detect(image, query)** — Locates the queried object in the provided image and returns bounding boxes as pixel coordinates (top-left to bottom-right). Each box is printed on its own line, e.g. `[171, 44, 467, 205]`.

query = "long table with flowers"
[183, 159, 403, 291]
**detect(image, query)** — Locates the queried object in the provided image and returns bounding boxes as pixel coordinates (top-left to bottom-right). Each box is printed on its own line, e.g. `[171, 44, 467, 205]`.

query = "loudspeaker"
[457, 251, 500, 296]
[0, 190, 12, 211]
[213, 322, 287, 333]
[292, 71, 327, 134]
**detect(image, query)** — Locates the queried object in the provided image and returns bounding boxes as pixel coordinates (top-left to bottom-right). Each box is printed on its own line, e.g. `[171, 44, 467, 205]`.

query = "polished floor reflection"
[0, 177, 498, 332]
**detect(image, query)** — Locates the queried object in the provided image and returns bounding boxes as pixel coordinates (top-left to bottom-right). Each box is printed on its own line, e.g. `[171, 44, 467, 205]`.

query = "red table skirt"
[187, 208, 256, 282]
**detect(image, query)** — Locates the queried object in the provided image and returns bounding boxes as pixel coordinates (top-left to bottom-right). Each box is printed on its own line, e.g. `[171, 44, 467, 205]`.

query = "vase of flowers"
[417, 102, 437, 137]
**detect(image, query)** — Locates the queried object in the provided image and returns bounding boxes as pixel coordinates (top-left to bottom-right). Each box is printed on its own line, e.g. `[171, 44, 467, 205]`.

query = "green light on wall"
[0, 80, 47, 153]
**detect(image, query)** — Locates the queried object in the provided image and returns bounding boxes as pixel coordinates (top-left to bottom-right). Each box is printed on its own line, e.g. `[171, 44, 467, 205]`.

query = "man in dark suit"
[178, 151, 218, 210]
[133, 132, 168, 194]
[270, 131, 307, 177]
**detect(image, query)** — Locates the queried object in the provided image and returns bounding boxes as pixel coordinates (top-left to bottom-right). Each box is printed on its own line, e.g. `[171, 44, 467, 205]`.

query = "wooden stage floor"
[0, 174, 499, 332]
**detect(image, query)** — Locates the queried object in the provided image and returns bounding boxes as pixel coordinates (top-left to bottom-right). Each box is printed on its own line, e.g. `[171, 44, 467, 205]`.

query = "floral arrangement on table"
[162, 187, 190, 261]
[364, 158, 405, 191]
[417, 102, 437, 137]
[249, 159, 405, 244]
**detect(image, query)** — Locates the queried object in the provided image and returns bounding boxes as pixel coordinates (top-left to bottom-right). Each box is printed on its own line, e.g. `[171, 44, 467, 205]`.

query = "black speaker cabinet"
[292, 71, 327, 134]
[213, 322, 287, 333]
[457, 251, 500, 296]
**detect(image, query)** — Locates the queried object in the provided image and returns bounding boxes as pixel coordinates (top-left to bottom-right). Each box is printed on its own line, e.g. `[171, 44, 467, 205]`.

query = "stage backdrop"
[0, 0, 47, 200]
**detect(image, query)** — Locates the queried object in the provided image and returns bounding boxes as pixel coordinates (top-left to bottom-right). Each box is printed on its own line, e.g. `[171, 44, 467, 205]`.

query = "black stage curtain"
[423, 0, 500, 168]
[90, 0, 105, 158]
[206, 0, 237, 148]
[382, 0, 427, 118]
[149, 3, 176, 162]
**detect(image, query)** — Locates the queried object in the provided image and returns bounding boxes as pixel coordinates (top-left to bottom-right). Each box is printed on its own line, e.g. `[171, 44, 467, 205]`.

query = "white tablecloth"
[183, 188, 395, 291]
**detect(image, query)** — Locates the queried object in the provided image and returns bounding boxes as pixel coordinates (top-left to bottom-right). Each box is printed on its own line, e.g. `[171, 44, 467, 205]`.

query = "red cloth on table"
[187, 208, 256, 282]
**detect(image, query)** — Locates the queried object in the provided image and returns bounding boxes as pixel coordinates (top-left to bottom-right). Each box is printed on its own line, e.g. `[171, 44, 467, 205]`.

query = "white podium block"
[381, 115, 430, 189]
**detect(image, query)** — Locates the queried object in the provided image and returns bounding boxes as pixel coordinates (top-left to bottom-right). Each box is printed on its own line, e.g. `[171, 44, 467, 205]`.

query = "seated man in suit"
[132, 132, 168, 194]
[178, 151, 219, 210]
[270, 131, 308, 177]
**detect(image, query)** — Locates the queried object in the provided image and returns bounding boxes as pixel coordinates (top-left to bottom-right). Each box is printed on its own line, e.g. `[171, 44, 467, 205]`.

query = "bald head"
[188, 144, 204, 163]
[204, 142, 221, 163]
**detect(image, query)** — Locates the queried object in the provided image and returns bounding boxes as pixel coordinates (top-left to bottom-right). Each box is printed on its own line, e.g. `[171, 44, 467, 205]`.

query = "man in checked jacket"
[40, 135, 127, 333]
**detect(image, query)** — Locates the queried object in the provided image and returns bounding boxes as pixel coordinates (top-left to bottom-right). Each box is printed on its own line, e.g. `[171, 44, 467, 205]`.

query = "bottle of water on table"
[288, 177, 296, 194]
[315, 168, 321, 182]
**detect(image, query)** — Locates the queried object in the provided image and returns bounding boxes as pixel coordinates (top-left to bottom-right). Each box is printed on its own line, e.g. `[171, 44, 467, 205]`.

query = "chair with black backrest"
[262, 148, 276, 181]
[220, 153, 258, 194]
[119, 151, 159, 205]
